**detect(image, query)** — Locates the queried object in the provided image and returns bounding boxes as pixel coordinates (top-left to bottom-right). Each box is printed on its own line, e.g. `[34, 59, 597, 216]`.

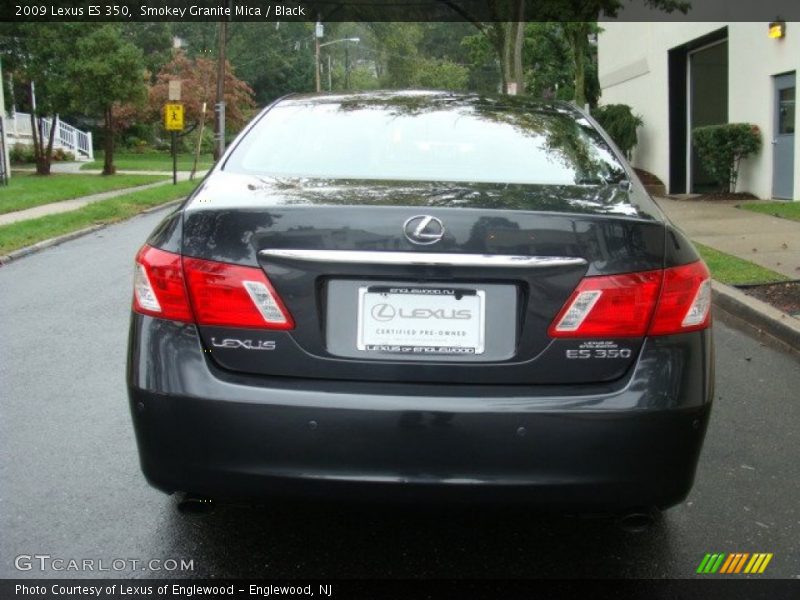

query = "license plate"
[357, 286, 486, 355]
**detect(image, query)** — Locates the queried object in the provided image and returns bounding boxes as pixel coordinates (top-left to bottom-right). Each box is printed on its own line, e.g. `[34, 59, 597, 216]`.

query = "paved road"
[1, 208, 798, 580]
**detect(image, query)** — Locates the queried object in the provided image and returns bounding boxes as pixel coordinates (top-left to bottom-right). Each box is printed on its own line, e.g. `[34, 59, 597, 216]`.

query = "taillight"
[133, 246, 193, 322]
[548, 270, 662, 337]
[132, 246, 294, 329]
[548, 261, 711, 338]
[648, 261, 712, 335]
[182, 256, 294, 329]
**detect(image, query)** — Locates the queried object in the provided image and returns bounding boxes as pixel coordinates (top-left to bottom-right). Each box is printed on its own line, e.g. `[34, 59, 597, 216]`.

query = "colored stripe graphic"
[698, 552, 772, 574]
[734, 553, 750, 573]
[697, 554, 726, 573]
[719, 554, 736, 574]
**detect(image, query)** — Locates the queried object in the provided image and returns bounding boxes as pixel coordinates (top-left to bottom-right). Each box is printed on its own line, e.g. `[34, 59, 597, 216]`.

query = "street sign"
[168, 80, 182, 101]
[164, 103, 184, 131]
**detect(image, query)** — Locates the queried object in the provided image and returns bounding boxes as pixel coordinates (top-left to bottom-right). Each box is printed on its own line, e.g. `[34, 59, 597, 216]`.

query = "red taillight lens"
[133, 245, 294, 329]
[548, 261, 712, 338]
[133, 246, 193, 322]
[548, 270, 662, 338]
[648, 261, 712, 335]
[183, 256, 294, 329]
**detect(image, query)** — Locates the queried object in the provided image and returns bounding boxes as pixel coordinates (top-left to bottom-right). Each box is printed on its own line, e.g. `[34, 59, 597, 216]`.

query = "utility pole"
[314, 21, 323, 93]
[214, 5, 228, 161]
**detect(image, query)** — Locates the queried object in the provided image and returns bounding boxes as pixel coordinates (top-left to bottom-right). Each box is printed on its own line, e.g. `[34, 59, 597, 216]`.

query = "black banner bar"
[3, 0, 800, 23]
[3, 579, 800, 600]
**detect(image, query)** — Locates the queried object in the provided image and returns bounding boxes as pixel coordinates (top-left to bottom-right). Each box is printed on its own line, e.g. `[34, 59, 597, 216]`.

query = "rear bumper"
[127, 316, 714, 510]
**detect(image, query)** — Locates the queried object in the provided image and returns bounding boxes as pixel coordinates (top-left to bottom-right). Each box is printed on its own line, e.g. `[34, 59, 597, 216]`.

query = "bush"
[692, 123, 762, 193]
[10, 144, 36, 164]
[10, 145, 77, 163]
[592, 104, 643, 160]
[51, 148, 76, 162]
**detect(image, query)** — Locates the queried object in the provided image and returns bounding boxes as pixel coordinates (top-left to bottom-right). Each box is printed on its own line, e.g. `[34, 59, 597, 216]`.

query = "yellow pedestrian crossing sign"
[164, 103, 184, 131]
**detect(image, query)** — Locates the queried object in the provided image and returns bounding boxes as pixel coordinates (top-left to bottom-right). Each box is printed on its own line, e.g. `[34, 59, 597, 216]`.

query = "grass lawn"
[80, 151, 215, 172]
[0, 180, 198, 255]
[739, 200, 800, 223]
[0, 173, 168, 215]
[695, 242, 789, 286]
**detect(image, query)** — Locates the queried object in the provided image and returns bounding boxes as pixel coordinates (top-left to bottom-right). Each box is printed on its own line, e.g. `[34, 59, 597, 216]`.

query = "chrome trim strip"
[259, 249, 587, 268]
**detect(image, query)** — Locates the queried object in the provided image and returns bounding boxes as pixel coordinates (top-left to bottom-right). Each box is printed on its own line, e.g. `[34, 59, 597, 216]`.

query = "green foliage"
[592, 104, 643, 159]
[694, 243, 788, 286]
[0, 173, 166, 214]
[64, 25, 147, 116]
[740, 200, 800, 223]
[0, 180, 197, 255]
[692, 124, 762, 193]
[63, 24, 147, 174]
[9, 145, 75, 163]
[413, 59, 470, 90]
[9, 145, 36, 164]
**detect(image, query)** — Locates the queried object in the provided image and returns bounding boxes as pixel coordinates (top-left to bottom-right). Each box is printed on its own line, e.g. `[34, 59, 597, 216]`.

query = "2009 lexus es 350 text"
[127, 91, 714, 514]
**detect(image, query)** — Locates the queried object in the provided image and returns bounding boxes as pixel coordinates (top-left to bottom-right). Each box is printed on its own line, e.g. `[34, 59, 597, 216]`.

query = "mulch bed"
[741, 281, 800, 316]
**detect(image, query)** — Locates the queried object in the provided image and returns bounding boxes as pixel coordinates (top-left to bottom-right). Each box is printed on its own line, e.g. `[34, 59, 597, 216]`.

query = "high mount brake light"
[132, 246, 294, 329]
[549, 261, 711, 338]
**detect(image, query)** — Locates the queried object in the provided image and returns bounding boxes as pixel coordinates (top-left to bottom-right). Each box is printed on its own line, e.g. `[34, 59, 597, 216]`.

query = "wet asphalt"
[1, 207, 798, 580]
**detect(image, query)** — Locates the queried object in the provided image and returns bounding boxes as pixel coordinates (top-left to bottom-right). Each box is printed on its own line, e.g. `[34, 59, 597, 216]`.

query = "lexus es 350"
[127, 91, 713, 513]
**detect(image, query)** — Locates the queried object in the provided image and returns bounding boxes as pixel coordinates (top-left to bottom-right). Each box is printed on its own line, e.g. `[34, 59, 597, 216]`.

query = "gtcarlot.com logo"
[696, 552, 773, 574]
[15, 554, 194, 572]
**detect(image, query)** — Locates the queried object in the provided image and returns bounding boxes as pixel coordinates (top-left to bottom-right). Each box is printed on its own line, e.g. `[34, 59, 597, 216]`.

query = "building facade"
[598, 22, 798, 200]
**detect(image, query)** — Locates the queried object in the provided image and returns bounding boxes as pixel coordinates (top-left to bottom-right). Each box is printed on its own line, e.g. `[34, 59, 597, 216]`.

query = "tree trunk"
[567, 23, 589, 108]
[41, 116, 57, 176]
[103, 106, 116, 175]
[501, 22, 513, 94]
[512, 20, 525, 95]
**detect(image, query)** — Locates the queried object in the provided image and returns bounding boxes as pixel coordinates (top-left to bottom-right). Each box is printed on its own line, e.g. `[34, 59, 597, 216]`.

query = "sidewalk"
[655, 197, 800, 280]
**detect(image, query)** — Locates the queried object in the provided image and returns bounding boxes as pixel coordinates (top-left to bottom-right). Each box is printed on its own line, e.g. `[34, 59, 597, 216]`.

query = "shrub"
[51, 148, 76, 162]
[692, 123, 762, 193]
[9, 144, 36, 164]
[592, 104, 643, 160]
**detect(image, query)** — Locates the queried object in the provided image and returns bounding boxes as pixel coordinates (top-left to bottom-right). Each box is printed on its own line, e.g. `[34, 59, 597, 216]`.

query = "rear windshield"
[223, 96, 627, 186]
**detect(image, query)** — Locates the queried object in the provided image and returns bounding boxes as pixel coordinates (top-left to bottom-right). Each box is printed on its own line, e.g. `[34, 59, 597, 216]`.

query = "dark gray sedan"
[127, 91, 713, 516]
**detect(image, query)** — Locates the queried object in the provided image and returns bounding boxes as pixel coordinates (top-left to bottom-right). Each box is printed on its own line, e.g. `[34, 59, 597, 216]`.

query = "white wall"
[598, 22, 800, 200]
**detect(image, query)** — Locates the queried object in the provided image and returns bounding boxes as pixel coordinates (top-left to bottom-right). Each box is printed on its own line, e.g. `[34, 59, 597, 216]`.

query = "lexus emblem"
[403, 215, 445, 245]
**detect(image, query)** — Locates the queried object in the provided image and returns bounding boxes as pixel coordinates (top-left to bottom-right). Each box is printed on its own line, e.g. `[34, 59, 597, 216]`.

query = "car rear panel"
[127, 314, 713, 508]
[128, 92, 714, 509]
[178, 173, 666, 385]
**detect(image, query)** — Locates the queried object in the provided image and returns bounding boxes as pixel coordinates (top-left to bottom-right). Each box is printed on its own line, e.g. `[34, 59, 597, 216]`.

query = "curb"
[712, 281, 800, 355]
[0, 199, 183, 266]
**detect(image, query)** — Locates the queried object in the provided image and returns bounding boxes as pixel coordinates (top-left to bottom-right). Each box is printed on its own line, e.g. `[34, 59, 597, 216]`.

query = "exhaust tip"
[618, 509, 659, 533]
[176, 494, 215, 516]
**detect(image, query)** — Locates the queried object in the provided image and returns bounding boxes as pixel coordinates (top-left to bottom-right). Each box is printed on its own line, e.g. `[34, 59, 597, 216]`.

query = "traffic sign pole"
[163, 102, 185, 186]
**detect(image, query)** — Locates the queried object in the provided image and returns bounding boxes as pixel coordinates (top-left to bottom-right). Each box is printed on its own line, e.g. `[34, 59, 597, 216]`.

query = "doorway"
[687, 40, 728, 193]
[773, 72, 796, 199]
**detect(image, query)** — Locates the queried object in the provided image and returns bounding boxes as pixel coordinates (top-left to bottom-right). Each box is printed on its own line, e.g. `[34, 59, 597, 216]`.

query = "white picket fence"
[5, 112, 94, 161]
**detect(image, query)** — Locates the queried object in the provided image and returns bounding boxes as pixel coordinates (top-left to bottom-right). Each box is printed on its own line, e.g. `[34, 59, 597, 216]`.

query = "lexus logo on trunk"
[403, 215, 445, 245]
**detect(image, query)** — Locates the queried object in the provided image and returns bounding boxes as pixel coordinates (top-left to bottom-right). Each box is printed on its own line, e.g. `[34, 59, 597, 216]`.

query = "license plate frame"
[356, 285, 486, 355]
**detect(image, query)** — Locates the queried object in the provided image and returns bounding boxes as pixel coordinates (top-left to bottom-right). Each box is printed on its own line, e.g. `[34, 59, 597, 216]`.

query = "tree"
[0, 23, 78, 175]
[64, 25, 147, 175]
[554, 1, 689, 105]
[148, 51, 256, 134]
[444, 0, 690, 99]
